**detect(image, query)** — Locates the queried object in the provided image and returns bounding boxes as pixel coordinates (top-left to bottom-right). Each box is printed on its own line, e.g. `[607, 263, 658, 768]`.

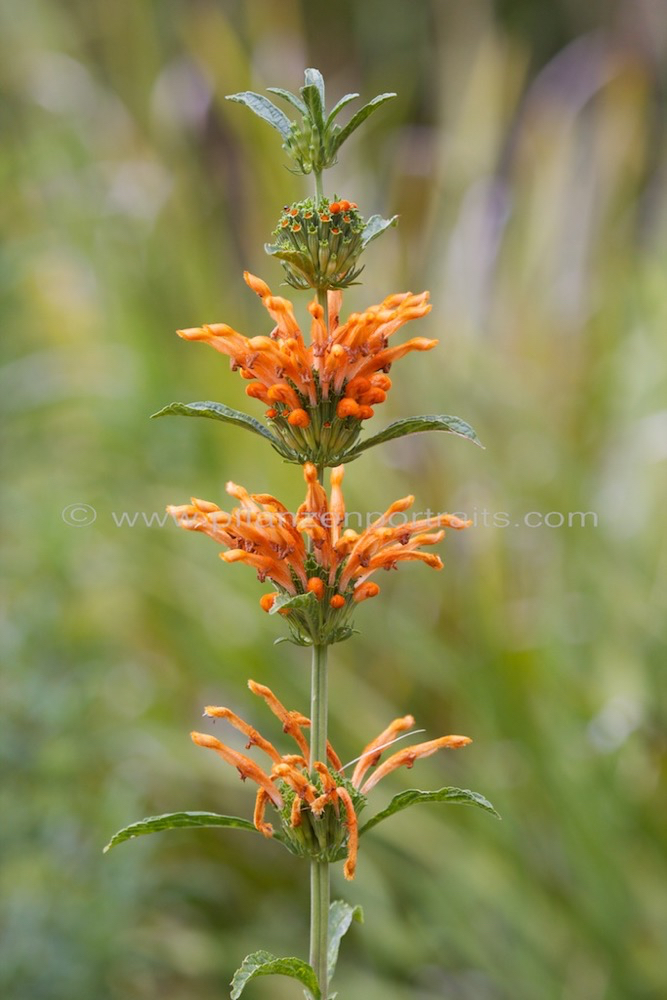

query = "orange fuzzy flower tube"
[188, 681, 471, 879]
[167, 463, 470, 645]
[174, 271, 435, 465]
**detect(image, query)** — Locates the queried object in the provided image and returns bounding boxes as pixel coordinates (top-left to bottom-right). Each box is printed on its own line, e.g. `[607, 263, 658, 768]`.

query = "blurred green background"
[2, 1, 666, 998]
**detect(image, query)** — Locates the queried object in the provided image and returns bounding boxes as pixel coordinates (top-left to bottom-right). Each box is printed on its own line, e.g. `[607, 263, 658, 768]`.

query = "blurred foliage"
[2, 1, 667, 999]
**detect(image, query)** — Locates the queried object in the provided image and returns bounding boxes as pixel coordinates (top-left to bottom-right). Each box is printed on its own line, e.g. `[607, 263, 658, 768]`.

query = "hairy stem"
[315, 169, 324, 203]
[309, 642, 329, 997]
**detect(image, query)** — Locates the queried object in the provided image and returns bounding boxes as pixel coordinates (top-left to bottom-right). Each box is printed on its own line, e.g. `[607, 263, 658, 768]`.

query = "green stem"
[317, 287, 328, 324]
[315, 169, 324, 204]
[309, 643, 328, 767]
[309, 642, 329, 998]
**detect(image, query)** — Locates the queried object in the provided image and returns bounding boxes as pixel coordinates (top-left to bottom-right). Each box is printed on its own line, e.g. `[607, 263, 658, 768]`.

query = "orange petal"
[353, 581, 380, 603]
[248, 680, 310, 758]
[336, 787, 359, 881]
[191, 731, 283, 807]
[253, 788, 274, 837]
[360, 735, 472, 794]
[202, 706, 282, 763]
[243, 271, 272, 298]
[351, 714, 415, 788]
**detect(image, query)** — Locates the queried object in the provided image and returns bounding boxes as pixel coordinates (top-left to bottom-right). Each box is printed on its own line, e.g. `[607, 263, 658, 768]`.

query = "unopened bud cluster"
[266, 197, 365, 290]
[283, 117, 331, 176]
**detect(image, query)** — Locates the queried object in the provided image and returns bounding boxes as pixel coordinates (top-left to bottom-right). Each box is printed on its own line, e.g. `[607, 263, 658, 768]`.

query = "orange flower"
[176, 272, 436, 462]
[191, 681, 471, 877]
[167, 464, 470, 643]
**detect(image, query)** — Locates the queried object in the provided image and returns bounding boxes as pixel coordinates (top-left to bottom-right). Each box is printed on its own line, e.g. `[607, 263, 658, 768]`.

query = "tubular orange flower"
[191, 681, 471, 878]
[167, 464, 470, 644]
[175, 271, 436, 463]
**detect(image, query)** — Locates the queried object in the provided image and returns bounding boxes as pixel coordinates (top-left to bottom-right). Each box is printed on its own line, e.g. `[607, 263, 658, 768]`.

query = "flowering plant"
[105, 68, 498, 1000]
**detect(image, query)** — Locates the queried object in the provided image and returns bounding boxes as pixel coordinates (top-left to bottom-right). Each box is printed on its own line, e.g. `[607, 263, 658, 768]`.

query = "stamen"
[360, 735, 472, 795]
[342, 729, 426, 772]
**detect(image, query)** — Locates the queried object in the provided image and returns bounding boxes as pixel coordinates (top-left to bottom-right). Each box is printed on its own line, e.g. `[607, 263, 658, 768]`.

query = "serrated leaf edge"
[358, 786, 501, 837]
[103, 811, 265, 853]
[343, 414, 484, 459]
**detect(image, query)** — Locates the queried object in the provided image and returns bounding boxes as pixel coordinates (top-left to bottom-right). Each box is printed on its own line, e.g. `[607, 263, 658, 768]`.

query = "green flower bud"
[265, 197, 366, 291]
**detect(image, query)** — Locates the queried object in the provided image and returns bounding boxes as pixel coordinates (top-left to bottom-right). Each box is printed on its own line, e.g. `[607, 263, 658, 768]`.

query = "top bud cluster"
[227, 68, 398, 292]
[227, 67, 396, 177]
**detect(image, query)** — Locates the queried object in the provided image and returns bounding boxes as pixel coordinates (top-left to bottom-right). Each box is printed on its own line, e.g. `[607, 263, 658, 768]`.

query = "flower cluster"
[167, 462, 470, 644]
[191, 679, 471, 879]
[176, 272, 435, 464]
[266, 197, 365, 290]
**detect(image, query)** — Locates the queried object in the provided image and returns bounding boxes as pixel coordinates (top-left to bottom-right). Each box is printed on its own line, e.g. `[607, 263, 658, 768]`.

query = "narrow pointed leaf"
[360, 214, 399, 249]
[273, 635, 311, 647]
[304, 67, 325, 106]
[359, 787, 500, 837]
[269, 591, 318, 615]
[301, 84, 325, 132]
[328, 901, 363, 982]
[151, 401, 296, 457]
[103, 811, 261, 853]
[230, 951, 320, 1000]
[225, 92, 293, 139]
[266, 87, 308, 115]
[331, 93, 396, 152]
[326, 93, 360, 127]
[344, 414, 483, 459]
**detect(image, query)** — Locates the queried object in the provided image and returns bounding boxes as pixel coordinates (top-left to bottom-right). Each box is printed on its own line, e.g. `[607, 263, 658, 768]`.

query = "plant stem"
[309, 643, 328, 768]
[317, 287, 328, 323]
[316, 286, 329, 478]
[309, 642, 329, 998]
[315, 169, 324, 203]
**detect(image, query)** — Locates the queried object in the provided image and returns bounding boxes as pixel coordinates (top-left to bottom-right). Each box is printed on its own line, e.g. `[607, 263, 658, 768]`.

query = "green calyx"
[226, 68, 396, 176]
[276, 772, 366, 862]
[266, 197, 365, 290]
[267, 386, 365, 468]
[269, 583, 359, 648]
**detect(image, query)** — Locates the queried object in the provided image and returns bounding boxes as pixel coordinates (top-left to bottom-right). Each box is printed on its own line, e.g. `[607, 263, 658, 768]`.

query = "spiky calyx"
[266, 197, 367, 291]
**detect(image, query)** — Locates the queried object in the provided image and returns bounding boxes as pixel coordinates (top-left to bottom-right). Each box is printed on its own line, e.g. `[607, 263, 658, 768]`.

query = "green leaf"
[344, 414, 483, 459]
[301, 84, 325, 132]
[230, 951, 320, 1000]
[326, 92, 360, 127]
[331, 93, 396, 152]
[264, 244, 310, 267]
[304, 67, 325, 106]
[266, 87, 308, 115]
[269, 591, 318, 615]
[103, 811, 260, 853]
[151, 401, 296, 457]
[328, 901, 363, 982]
[330, 626, 359, 644]
[360, 214, 399, 249]
[359, 787, 500, 837]
[225, 92, 293, 139]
